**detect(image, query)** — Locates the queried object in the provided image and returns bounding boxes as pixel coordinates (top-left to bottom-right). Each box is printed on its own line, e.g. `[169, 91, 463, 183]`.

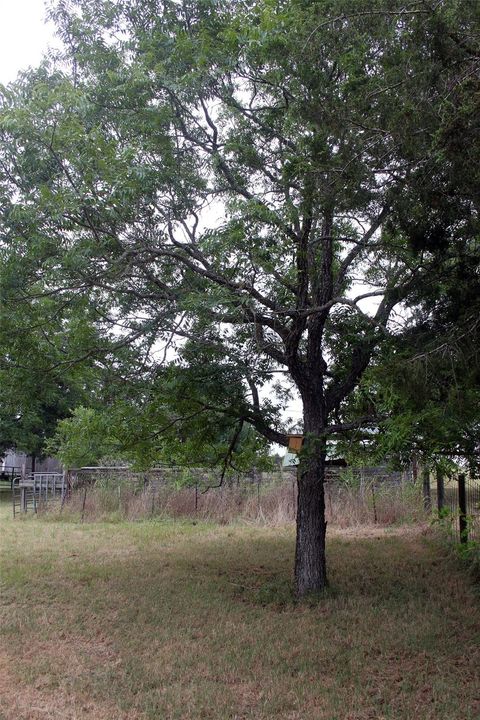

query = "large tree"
[1, 0, 478, 594]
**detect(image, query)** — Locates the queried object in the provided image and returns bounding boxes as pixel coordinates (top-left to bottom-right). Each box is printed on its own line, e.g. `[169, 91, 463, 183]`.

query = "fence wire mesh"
[62, 465, 421, 526]
[437, 474, 480, 542]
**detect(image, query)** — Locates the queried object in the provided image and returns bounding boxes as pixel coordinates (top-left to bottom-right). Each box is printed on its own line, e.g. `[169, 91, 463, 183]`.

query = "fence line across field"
[70, 464, 411, 487]
[11, 465, 479, 543]
[62, 466, 480, 541]
[62, 464, 416, 524]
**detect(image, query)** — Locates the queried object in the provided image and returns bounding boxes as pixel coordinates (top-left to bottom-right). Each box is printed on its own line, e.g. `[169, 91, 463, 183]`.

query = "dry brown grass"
[1, 496, 479, 720]
[57, 476, 424, 528]
[0, 646, 141, 720]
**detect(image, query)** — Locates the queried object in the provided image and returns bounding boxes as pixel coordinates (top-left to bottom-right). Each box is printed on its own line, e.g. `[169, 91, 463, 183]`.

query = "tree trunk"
[295, 447, 328, 596]
[294, 383, 328, 597]
[292, 357, 329, 596]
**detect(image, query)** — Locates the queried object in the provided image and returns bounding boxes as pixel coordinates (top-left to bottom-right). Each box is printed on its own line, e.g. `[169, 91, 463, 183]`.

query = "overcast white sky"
[0, 1, 57, 84]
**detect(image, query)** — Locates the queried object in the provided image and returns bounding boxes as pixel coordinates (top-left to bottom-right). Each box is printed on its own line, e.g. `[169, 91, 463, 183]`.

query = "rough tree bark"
[295, 443, 328, 595]
[294, 382, 329, 595]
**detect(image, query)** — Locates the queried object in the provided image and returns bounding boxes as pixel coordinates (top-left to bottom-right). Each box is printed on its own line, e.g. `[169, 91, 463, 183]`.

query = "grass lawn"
[0, 497, 479, 719]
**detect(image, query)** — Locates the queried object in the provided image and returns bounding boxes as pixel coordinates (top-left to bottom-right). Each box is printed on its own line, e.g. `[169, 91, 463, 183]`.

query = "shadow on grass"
[45, 526, 450, 614]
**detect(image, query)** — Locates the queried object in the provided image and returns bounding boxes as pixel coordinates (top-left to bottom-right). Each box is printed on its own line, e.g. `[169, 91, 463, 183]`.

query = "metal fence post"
[458, 473, 468, 544]
[422, 467, 431, 512]
[371, 482, 378, 524]
[20, 486, 27, 513]
[255, 468, 260, 511]
[81, 484, 88, 522]
[436, 467, 445, 515]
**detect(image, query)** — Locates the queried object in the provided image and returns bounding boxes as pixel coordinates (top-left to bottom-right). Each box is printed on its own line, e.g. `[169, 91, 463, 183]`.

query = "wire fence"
[433, 472, 480, 543]
[54, 464, 422, 527]
[11, 464, 479, 541]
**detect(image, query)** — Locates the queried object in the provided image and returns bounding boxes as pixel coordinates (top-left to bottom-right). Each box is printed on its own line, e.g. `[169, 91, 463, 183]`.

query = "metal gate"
[12, 472, 67, 516]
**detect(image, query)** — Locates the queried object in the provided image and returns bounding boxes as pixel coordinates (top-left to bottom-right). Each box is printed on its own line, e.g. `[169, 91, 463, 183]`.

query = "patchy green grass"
[0, 505, 479, 719]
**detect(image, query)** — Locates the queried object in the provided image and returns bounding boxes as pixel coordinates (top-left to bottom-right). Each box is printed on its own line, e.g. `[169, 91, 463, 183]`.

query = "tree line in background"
[0, 0, 479, 595]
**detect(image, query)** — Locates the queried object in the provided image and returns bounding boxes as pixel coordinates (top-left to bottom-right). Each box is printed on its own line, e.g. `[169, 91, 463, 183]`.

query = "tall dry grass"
[55, 472, 426, 527]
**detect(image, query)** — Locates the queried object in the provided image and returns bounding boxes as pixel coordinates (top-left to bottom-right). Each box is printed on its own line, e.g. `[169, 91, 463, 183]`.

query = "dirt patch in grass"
[1, 518, 479, 720]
